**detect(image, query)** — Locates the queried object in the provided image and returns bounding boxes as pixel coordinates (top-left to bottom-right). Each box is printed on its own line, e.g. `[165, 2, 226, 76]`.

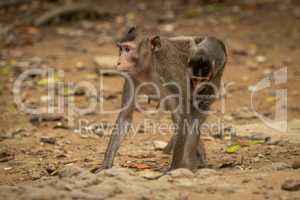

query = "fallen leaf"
[248, 139, 265, 145]
[184, 7, 202, 18]
[265, 96, 276, 104]
[37, 76, 60, 86]
[83, 73, 98, 80]
[226, 144, 240, 154]
[50, 170, 59, 176]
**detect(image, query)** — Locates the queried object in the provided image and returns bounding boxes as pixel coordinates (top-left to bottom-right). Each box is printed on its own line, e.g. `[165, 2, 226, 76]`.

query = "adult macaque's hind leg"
[163, 135, 207, 168]
[164, 136, 207, 165]
[164, 110, 208, 168]
[163, 112, 179, 154]
[196, 139, 207, 168]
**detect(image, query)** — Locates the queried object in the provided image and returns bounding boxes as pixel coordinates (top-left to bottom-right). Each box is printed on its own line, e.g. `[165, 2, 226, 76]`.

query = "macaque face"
[116, 35, 161, 77]
[116, 41, 138, 75]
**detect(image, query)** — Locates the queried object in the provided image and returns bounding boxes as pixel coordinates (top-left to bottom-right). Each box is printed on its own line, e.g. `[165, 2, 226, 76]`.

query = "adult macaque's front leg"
[102, 80, 135, 169]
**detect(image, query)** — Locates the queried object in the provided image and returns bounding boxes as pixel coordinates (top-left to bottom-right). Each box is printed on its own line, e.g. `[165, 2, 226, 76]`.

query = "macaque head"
[116, 27, 161, 76]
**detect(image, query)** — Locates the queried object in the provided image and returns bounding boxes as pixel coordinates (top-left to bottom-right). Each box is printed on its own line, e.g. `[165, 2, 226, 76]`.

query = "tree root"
[0, 0, 33, 9]
[34, 3, 111, 26]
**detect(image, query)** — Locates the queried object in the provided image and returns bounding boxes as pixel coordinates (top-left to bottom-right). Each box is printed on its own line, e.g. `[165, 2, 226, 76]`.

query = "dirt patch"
[0, 1, 300, 199]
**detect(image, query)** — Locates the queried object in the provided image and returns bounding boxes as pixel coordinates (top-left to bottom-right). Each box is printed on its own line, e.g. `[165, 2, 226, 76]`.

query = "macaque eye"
[124, 47, 131, 53]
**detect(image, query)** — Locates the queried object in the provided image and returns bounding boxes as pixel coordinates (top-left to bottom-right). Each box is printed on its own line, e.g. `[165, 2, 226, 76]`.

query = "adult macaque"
[101, 27, 227, 171]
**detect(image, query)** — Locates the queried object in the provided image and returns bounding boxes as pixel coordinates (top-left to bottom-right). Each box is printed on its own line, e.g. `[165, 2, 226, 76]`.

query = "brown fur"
[100, 27, 227, 172]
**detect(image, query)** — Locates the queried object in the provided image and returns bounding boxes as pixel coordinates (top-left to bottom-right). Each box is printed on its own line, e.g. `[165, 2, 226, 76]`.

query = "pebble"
[4, 167, 12, 171]
[263, 69, 272, 75]
[292, 160, 300, 169]
[30, 171, 42, 180]
[160, 24, 175, 33]
[58, 166, 85, 178]
[153, 140, 167, 151]
[40, 136, 56, 144]
[75, 62, 85, 70]
[256, 55, 267, 63]
[223, 115, 234, 122]
[195, 168, 219, 178]
[0, 148, 13, 162]
[270, 162, 291, 171]
[166, 168, 194, 178]
[139, 170, 162, 179]
[0, 131, 13, 141]
[281, 179, 300, 191]
[30, 114, 63, 124]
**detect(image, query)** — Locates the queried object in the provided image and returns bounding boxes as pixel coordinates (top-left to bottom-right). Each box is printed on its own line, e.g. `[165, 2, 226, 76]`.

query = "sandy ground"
[0, 2, 300, 199]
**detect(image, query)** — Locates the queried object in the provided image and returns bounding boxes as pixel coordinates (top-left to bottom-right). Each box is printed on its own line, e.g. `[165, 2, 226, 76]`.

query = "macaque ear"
[150, 36, 161, 52]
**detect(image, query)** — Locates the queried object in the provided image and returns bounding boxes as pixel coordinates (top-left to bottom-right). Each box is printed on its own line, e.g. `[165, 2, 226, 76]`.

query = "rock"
[137, 125, 145, 134]
[262, 69, 272, 76]
[160, 24, 175, 33]
[58, 166, 86, 178]
[139, 170, 162, 179]
[292, 160, 300, 169]
[97, 167, 135, 178]
[46, 164, 57, 174]
[254, 173, 268, 181]
[80, 21, 94, 30]
[232, 108, 256, 120]
[166, 168, 194, 178]
[256, 55, 266, 63]
[270, 162, 291, 171]
[261, 162, 291, 171]
[281, 179, 300, 191]
[232, 47, 248, 56]
[206, 183, 240, 194]
[153, 141, 167, 151]
[40, 136, 56, 144]
[195, 168, 219, 178]
[75, 62, 85, 70]
[30, 114, 63, 124]
[248, 85, 256, 92]
[269, 139, 288, 147]
[30, 171, 42, 180]
[0, 148, 13, 162]
[53, 122, 70, 130]
[0, 130, 13, 141]
[0, 128, 28, 141]
[246, 60, 258, 70]
[223, 115, 234, 122]
[174, 178, 196, 188]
